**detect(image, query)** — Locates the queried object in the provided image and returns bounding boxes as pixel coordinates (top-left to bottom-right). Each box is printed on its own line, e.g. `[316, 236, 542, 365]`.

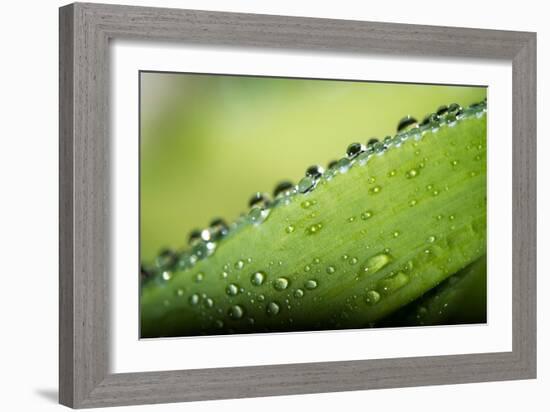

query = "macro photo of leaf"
[139, 73, 487, 338]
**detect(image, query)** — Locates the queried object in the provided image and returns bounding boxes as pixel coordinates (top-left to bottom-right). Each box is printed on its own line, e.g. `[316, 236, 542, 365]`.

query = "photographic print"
[139, 72, 487, 338]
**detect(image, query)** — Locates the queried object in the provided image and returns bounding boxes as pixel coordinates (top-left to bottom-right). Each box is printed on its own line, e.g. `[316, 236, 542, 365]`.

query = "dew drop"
[305, 223, 323, 235]
[449, 103, 463, 113]
[248, 206, 271, 225]
[337, 157, 351, 173]
[273, 277, 290, 291]
[305, 279, 318, 290]
[365, 290, 381, 305]
[436, 105, 449, 117]
[273, 181, 294, 198]
[297, 176, 316, 194]
[228, 305, 245, 320]
[285, 225, 295, 234]
[363, 253, 392, 275]
[200, 228, 212, 242]
[155, 249, 178, 270]
[189, 294, 200, 306]
[175, 288, 184, 297]
[451, 159, 459, 167]
[304, 265, 311, 272]
[301, 200, 316, 209]
[348, 216, 356, 223]
[327, 159, 338, 170]
[369, 185, 382, 194]
[367, 137, 379, 146]
[306, 165, 325, 179]
[266, 301, 280, 316]
[326, 266, 336, 274]
[388, 169, 397, 177]
[215, 319, 224, 328]
[194, 272, 204, 283]
[409, 199, 418, 207]
[349, 257, 358, 265]
[249, 192, 270, 208]
[427, 235, 437, 243]
[250, 271, 266, 286]
[356, 151, 371, 166]
[161, 271, 172, 281]
[397, 115, 419, 132]
[294, 289, 304, 298]
[209, 218, 229, 240]
[380, 271, 410, 295]
[226, 283, 239, 296]
[361, 210, 373, 220]
[346, 142, 366, 159]
[406, 169, 418, 179]
[235, 260, 245, 270]
[392, 231, 400, 238]
[188, 230, 202, 246]
[205, 297, 214, 308]
[419, 112, 436, 127]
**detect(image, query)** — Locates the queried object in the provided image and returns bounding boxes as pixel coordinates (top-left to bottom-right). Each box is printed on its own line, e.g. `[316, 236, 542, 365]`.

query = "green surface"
[140, 96, 487, 337]
[380, 256, 487, 327]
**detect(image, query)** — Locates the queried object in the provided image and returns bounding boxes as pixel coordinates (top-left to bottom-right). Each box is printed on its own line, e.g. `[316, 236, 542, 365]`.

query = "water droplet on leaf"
[346, 142, 366, 159]
[378, 271, 410, 295]
[228, 305, 245, 319]
[305, 279, 318, 290]
[273, 277, 290, 291]
[305, 223, 323, 235]
[266, 301, 280, 316]
[397, 115, 418, 132]
[226, 283, 239, 296]
[189, 294, 200, 306]
[251, 271, 266, 286]
[363, 253, 392, 275]
[361, 211, 373, 220]
[365, 290, 381, 305]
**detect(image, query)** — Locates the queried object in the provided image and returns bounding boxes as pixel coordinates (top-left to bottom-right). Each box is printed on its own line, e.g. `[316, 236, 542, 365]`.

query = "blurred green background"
[140, 72, 486, 262]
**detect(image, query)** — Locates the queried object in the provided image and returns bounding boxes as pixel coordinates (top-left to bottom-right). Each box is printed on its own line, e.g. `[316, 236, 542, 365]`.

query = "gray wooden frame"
[59, 2, 537, 408]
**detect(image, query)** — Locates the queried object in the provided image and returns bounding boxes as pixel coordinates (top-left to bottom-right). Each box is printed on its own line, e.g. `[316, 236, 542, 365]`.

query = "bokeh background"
[140, 72, 486, 262]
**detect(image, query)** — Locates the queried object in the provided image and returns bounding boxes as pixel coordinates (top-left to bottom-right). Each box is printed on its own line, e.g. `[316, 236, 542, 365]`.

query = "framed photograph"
[59, 2, 536, 408]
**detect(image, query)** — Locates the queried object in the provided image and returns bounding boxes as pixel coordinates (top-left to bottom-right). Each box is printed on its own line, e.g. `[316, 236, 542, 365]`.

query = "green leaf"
[379, 256, 487, 327]
[140, 102, 487, 337]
